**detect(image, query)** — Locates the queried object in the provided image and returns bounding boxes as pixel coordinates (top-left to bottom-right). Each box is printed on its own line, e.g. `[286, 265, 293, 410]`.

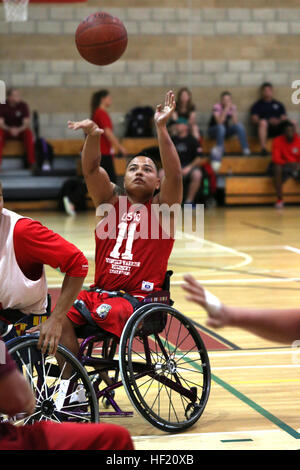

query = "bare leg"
[185, 168, 202, 203]
[56, 317, 79, 378]
[273, 163, 283, 201]
[258, 119, 268, 151]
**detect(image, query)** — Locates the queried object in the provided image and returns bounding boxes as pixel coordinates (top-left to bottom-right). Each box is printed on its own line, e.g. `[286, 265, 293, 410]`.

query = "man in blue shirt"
[250, 82, 288, 156]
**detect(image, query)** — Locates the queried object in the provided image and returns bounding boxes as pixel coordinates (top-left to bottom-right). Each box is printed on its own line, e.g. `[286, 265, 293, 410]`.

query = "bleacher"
[2, 135, 300, 210]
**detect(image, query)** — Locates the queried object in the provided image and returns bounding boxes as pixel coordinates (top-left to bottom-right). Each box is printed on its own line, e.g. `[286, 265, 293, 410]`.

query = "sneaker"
[243, 148, 251, 156]
[42, 161, 51, 171]
[261, 148, 269, 157]
[275, 200, 284, 209]
[63, 196, 76, 216]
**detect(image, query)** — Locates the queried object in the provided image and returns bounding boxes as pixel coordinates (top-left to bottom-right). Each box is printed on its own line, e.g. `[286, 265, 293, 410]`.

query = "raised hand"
[154, 90, 176, 128]
[182, 274, 229, 328]
[68, 119, 104, 136]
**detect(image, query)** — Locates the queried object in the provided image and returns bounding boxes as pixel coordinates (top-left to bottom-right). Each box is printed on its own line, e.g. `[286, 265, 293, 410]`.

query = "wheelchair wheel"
[119, 305, 211, 433]
[5, 336, 99, 425]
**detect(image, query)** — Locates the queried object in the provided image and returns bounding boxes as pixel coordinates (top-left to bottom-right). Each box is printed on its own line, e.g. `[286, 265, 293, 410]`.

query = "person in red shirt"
[0, 339, 134, 450]
[270, 121, 300, 209]
[66, 90, 182, 356]
[91, 89, 127, 183]
[0, 88, 35, 170]
[0, 181, 88, 356]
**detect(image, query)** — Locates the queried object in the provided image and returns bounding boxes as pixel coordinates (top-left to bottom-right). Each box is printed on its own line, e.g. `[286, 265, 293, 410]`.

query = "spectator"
[208, 91, 250, 172]
[0, 339, 134, 450]
[172, 87, 202, 146]
[171, 117, 203, 205]
[251, 82, 288, 156]
[0, 88, 35, 170]
[269, 121, 300, 209]
[90, 89, 127, 183]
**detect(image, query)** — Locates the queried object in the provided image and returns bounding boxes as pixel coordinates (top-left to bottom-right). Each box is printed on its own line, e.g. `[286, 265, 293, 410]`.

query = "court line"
[209, 349, 298, 358]
[176, 231, 253, 270]
[284, 245, 300, 255]
[171, 346, 300, 440]
[240, 221, 282, 235]
[192, 319, 241, 350]
[213, 365, 300, 371]
[133, 427, 284, 440]
[171, 277, 300, 285]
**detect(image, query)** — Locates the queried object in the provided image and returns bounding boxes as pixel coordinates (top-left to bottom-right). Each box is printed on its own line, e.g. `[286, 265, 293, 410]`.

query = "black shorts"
[268, 162, 300, 183]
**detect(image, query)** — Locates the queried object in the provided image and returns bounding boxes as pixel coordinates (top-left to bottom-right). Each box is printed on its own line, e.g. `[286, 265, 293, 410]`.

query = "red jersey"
[272, 134, 300, 165]
[0, 101, 29, 127]
[94, 197, 174, 299]
[92, 108, 113, 156]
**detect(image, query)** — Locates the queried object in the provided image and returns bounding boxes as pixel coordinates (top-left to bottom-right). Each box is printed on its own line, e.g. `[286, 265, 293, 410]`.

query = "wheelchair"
[3, 273, 211, 433]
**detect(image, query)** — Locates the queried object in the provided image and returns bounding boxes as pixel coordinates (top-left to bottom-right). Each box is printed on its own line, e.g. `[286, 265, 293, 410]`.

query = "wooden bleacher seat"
[226, 176, 300, 205]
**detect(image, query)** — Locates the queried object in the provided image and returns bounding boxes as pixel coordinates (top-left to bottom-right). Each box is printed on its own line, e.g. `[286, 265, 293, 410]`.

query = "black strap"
[73, 299, 97, 327]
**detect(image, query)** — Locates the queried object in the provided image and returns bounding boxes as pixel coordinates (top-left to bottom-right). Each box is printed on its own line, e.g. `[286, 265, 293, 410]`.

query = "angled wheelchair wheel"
[5, 335, 99, 425]
[119, 305, 211, 433]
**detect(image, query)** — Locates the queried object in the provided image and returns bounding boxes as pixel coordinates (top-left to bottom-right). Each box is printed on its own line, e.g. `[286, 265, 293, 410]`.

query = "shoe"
[243, 148, 251, 156]
[261, 148, 269, 156]
[275, 200, 284, 209]
[63, 196, 76, 216]
[42, 161, 51, 171]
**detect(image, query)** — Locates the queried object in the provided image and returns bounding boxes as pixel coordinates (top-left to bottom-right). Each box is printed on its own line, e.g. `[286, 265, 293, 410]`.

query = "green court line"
[221, 439, 253, 443]
[210, 372, 300, 440]
[167, 341, 300, 440]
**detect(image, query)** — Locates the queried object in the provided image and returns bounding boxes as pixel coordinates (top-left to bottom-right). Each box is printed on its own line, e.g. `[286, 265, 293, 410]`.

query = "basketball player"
[0, 340, 134, 450]
[0, 180, 88, 356]
[182, 274, 300, 344]
[65, 91, 182, 353]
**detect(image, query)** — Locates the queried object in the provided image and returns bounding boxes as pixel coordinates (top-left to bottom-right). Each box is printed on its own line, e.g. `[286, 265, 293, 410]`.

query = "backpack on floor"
[124, 106, 154, 138]
[58, 177, 87, 212]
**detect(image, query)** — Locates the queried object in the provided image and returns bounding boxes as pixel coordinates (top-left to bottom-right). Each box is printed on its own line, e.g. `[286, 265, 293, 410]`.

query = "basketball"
[75, 12, 128, 66]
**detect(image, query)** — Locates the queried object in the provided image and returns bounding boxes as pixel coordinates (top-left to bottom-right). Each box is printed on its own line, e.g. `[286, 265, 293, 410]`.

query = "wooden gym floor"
[20, 205, 300, 450]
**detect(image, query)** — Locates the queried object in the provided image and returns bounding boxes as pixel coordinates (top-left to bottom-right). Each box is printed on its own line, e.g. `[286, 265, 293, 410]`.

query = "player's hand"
[10, 127, 20, 137]
[27, 317, 63, 356]
[154, 90, 176, 128]
[68, 119, 104, 137]
[182, 274, 229, 328]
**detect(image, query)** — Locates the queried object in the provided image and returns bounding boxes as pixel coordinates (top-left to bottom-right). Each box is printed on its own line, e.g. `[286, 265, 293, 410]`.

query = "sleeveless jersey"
[94, 197, 174, 298]
[0, 208, 48, 314]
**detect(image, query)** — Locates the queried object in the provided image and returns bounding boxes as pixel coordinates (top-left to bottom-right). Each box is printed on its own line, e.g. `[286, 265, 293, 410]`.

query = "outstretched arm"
[182, 274, 300, 344]
[68, 119, 116, 207]
[154, 91, 183, 206]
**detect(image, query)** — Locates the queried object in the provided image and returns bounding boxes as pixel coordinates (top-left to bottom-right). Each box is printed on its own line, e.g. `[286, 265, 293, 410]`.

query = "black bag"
[33, 110, 54, 170]
[124, 106, 154, 138]
[35, 137, 54, 170]
[58, 177, 87, 212]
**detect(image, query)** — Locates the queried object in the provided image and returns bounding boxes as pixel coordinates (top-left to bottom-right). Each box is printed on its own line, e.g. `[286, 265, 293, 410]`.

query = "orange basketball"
[75, 12, 128, 66]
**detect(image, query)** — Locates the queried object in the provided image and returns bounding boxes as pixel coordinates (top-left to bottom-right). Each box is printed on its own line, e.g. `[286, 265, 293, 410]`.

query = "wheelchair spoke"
[58, 410, 91, 421]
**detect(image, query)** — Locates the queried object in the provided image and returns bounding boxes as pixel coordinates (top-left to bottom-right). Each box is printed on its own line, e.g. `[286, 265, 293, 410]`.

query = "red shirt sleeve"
[13, 218, 88, 280]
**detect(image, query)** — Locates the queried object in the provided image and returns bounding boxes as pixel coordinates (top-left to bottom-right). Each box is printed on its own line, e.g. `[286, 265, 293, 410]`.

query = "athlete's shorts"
[67, 290, 135, 338]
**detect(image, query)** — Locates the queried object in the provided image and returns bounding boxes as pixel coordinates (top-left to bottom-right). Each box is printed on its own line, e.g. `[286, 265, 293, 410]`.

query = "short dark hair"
[282, 120, 295, 132]
[126, 154, 159, 174]
[261, 82, 273, 90]
[221, 91, 232, 98]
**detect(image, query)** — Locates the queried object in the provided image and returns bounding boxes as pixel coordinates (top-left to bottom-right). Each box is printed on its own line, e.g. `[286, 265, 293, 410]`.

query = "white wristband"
[204, 289, 222, 315]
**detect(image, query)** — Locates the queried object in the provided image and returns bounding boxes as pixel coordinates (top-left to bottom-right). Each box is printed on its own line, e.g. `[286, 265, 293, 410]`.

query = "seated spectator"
[171, 117, 203, 205]
[268, 121, 300, 209]
[0, 88, 35, 170]
[251, 82, 288, 156]
[172, 87, 202, 147]
[208, 91, 250, 172]
[90, 89, 127, 183]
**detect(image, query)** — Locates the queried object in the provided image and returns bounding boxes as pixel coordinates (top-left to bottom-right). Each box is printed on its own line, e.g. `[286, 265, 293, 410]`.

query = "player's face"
[221, 94, 231, 107]
[124, 157, 160, 198]
[8, 89, 21, 104]
[262, 86, 273, 101]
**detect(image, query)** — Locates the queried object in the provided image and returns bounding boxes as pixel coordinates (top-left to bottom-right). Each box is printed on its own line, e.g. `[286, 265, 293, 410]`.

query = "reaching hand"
[68, 119, 104, 136]
[154, 90, 176, 128]
[182, 274, 229, 328]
